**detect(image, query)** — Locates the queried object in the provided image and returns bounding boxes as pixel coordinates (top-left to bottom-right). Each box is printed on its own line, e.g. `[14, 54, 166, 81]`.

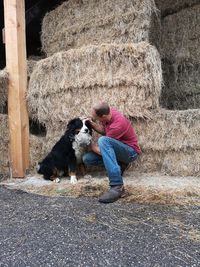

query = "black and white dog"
[37, 118, 92, 183]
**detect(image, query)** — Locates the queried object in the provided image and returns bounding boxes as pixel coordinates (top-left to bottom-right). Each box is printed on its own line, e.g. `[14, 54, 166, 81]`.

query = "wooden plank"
[4, 0, 29, 178]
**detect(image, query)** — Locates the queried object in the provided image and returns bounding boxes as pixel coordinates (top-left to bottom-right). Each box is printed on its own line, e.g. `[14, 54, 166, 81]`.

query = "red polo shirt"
[103, 108, 141, 154]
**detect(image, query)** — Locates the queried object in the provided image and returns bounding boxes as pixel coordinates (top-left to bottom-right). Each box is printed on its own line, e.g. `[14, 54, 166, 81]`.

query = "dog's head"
[67, 118, 92, 134]
[66, 118, 92, 146]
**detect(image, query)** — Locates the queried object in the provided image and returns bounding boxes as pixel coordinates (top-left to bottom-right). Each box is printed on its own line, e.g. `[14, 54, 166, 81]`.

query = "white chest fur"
[72, 131, 92, 164]
[72, 141, 85, 164]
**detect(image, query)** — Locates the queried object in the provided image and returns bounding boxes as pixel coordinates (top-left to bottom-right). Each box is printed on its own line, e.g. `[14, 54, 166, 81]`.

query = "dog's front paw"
[70, 175, 78, 184]
[84, 174, 92, 179]
[54, 178, 60, 183]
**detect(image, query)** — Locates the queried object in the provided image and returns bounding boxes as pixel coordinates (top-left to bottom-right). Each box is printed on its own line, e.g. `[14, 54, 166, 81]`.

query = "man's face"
[92, 109, 108, 123]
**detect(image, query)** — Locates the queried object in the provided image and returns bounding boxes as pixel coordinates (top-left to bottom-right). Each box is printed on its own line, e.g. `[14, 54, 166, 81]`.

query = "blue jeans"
[83, 136, 138, 186]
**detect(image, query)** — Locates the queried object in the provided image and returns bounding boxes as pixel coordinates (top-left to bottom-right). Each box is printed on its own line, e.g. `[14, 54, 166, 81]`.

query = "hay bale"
[134, 109, 200, 151]
[0, 69, 8, 112]
[0, 114, 9, 175]
[132, 149, 200, 176]
[155, 0, 200, 17]
[29, 134, 46, 171]
[0, 113, 47, 175]
[161, 5, 200, 63]
[0, 59, 41, 113]
[161, 61, 200, 109]
[27, 58, 40, 79]
[41, 0, 158, 56]
[27, 42, 162, 126]
[160, 5, 200, 109]
[131, 109, 200, 176]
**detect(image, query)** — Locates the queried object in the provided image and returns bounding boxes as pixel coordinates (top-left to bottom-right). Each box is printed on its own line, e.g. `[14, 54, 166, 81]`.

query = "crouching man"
[83, 102, 141, 203]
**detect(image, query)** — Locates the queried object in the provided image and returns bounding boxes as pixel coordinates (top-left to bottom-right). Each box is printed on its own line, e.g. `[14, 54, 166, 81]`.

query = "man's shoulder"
[111, 108, 123, 117]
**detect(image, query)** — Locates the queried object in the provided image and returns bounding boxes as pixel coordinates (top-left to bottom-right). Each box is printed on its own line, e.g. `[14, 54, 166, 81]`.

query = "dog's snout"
[84, 128, 89, 133]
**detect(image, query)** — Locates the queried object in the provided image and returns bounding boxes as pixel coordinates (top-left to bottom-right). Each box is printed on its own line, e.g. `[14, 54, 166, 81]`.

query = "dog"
[37, 118, 92, 184]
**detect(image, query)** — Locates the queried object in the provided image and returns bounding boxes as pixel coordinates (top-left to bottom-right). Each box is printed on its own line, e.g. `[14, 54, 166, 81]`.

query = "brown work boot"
[99, 185, 125, 203]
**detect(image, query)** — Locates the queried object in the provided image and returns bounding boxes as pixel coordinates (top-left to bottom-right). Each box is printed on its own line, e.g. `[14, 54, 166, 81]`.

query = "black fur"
[37, 118, 92, 180]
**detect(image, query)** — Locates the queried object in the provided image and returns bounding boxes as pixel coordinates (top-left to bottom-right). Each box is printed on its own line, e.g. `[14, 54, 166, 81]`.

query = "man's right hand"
[89, 143, 101, 155]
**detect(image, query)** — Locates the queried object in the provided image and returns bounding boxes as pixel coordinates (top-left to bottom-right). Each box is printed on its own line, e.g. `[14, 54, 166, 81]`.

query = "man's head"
[92, 102, 112, 122]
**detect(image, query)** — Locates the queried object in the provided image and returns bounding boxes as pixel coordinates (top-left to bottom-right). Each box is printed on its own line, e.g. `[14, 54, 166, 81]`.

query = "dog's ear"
[66, 118, 83, 136]
[67, 118, 81, 129]
[85, 120, 93, 136]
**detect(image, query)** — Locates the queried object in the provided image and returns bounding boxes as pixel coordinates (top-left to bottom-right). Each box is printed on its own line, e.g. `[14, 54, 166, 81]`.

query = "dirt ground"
[0, 184, 199, 267]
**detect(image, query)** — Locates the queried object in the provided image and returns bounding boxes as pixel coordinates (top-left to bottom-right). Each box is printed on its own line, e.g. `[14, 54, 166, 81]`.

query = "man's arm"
[90, 143, 101, 155]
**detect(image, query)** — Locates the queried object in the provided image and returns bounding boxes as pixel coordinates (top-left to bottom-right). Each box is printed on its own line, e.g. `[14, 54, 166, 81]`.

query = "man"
[83, 102, 141, 203]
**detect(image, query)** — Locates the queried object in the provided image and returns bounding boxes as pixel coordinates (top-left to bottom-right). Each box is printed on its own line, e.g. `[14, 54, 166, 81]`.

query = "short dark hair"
[93, 102, 110, 117]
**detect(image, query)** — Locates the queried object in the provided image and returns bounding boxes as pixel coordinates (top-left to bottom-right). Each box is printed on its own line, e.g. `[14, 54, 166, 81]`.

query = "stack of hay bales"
[41, 0, 158, 56]
[0, 59, 43, 175]
[2, 0, 200, 178]
[27, 0, 200, 177]
[160, 4, 200, 109]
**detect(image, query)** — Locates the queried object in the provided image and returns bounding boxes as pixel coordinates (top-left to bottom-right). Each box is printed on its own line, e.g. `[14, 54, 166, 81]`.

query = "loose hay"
[27, 42, 162, 126]
[41, 0, 158, 56]
[10, 177, 200, 206]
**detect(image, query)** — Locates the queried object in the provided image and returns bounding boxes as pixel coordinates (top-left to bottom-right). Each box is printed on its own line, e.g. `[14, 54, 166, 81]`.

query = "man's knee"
[98, 136, 109, 147]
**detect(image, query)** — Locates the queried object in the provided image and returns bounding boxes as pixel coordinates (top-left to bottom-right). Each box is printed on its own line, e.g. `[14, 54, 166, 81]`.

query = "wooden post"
[4, 0, 29, 178]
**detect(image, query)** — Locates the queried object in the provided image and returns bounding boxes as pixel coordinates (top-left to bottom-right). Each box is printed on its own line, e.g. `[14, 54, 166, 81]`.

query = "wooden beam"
[4, 0, 29, 178]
